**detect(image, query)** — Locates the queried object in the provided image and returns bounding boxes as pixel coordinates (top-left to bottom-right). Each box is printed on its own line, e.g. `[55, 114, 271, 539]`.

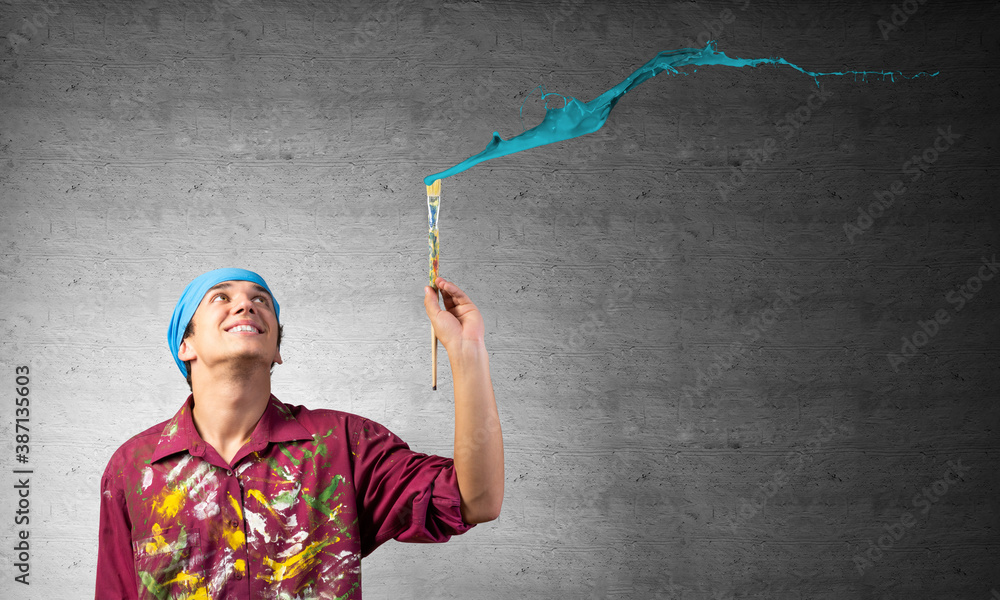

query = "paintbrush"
[426, 179, 441, 390]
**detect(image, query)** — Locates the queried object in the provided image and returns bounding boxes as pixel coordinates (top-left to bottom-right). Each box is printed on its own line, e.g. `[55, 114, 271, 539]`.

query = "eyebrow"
[206, 282, 272, 300]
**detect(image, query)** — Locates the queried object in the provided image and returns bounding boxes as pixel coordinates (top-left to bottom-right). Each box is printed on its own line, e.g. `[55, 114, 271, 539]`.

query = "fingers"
[433, 277, 470, 306]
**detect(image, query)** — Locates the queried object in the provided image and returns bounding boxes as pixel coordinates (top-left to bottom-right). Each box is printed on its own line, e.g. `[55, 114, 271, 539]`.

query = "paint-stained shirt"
[95, 394, 474, 599]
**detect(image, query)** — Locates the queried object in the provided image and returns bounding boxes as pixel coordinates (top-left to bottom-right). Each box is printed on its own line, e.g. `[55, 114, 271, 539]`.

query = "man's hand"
[423, 277, 485, 353]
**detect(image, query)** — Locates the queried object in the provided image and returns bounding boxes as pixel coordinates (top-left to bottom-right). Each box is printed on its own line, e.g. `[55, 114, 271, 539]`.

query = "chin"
[226, 355, 273, 374]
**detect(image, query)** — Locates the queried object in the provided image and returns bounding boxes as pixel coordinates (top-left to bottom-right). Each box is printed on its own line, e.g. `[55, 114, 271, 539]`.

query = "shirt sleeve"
[350, 417, 475, 557]
[95, 457, 138, 600]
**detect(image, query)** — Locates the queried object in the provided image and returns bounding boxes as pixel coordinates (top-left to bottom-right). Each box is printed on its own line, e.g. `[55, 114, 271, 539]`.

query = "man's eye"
[211, 294, 227, 302]
[253, 297, 267, 304]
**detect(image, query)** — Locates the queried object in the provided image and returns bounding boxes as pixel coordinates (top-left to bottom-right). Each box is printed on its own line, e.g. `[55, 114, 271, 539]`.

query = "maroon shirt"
[96, 395, 474, 599]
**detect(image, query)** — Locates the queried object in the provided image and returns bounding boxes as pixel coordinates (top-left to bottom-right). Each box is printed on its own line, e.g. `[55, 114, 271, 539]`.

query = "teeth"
[229, 325, 259, 333]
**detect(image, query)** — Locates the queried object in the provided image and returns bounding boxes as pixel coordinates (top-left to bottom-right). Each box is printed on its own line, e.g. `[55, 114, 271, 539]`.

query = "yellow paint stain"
[163, 571, 202, 586]
[155, 485, 188, 520]
[228, 492, 243, 520]
[161, 571, 210, 600]
[184, 587, 211, 600]
[143, 523, 170, 554]
[247, 488, 288, 520]
[257, 539, 334, 583]
[247, 488, 269, 507]
[225, 527, 246, 550]
[235, 559, 246, 575]
[223, 492, 247, 549]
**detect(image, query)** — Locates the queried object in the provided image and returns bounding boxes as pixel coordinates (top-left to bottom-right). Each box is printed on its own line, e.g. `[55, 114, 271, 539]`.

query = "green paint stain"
[275, 401, 295, 420]
[265, 455, 283, 473]
[281, 444, 326, 467]
[138, 571, 170, 600]
[300, 475, 346, 518]
[137, 527, 190, 600]
[280, 430, 334, 466]
[335, 515, 357, 539]
[273, 487, 299, 507]
[335, 580, 361, 600]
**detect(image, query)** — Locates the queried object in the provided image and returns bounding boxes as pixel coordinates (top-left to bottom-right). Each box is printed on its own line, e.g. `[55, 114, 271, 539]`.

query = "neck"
[189, 364, 272, 464]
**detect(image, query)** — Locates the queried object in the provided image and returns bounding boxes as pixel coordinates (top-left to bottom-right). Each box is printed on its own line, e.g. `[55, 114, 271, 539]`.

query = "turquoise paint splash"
[423, 41, 937, 185]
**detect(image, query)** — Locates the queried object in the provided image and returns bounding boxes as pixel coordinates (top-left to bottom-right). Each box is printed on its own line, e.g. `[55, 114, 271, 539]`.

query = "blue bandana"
[168, 268, 281, 377]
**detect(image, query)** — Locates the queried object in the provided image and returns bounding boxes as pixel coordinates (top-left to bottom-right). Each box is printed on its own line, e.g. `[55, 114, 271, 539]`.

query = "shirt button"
[229, 519, 239, 529]
[235, 573, 243, 580]
[226, 470, 234, 476]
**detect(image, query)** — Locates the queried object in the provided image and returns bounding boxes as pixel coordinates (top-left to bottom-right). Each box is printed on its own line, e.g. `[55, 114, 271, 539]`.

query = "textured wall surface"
[1, 0, 998, 598]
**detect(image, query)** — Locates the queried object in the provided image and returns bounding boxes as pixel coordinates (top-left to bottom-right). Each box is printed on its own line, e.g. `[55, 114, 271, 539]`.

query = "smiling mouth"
[226, 325, 262, 334]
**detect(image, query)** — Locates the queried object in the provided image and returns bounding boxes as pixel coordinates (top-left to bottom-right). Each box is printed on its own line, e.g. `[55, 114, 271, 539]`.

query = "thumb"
[423, 285, 440, 319]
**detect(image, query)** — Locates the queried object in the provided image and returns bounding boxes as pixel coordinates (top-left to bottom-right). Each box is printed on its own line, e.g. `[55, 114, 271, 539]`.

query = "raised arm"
[423, 277, 504, 524]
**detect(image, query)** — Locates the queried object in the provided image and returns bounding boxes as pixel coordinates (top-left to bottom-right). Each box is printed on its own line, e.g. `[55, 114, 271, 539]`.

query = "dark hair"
[182, 320, 284, 391]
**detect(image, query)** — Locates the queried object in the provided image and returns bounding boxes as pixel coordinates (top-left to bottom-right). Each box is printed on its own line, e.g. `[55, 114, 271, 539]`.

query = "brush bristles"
[426, 179, 441, 196]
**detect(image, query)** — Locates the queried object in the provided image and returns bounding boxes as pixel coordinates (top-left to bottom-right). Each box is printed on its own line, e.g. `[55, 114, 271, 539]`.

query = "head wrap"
[168, 268, 281, 377]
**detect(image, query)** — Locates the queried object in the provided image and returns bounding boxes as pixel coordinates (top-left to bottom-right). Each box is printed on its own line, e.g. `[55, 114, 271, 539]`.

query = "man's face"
[177, 280, 282, 376]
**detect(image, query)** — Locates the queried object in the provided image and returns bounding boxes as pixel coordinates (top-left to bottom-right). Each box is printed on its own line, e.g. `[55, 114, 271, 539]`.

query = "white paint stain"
[207, 547, 236, 595]
[287, 529, 308, 545]
[278, 464, 300, 482]
[186, 465, 217, 498]
[193, 489, 220, 520]
[270, 482, 301, 511]
[245, 508, 270, 543]
[166, 455, 193, 482]
[276, 540, 304, 560]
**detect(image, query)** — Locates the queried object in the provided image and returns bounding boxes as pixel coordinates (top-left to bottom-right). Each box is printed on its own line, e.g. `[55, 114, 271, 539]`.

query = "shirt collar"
[151, 394, 313, 463]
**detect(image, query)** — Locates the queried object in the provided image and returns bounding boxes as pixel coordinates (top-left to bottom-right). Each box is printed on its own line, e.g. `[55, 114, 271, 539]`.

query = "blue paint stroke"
[423, 41, 937, 185]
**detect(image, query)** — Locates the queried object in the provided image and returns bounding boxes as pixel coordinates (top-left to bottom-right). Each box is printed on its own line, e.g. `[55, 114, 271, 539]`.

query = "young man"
[96, 267, 503, 599]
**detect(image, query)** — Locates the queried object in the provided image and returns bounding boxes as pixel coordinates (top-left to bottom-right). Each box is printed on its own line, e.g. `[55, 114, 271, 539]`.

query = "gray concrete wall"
[1, 0, 997, 598]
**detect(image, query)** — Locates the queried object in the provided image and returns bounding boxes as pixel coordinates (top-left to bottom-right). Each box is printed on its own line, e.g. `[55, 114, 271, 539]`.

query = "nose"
[232, 295, 257, 314]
